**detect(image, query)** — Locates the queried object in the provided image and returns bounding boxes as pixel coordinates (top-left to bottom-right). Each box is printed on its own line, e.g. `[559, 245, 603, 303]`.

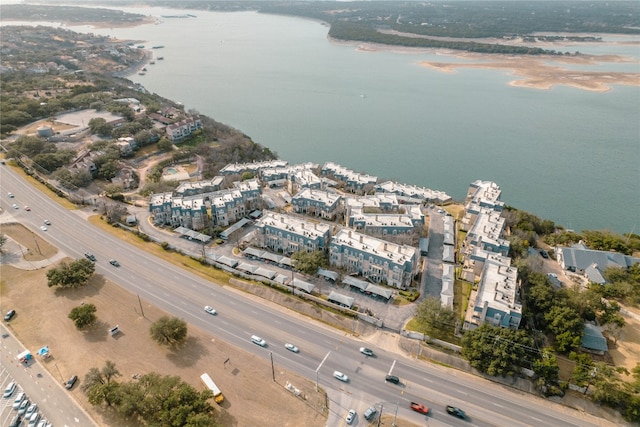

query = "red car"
[410, 402, 430, 414]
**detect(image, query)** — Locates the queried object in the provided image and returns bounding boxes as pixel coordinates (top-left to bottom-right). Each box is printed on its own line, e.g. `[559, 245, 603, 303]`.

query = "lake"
[4, 6, 639, 234]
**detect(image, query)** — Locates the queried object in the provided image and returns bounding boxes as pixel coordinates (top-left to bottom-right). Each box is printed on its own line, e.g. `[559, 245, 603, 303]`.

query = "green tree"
[532, 348, 561, 395]
[52, 168, 93, 189]
[68, 303, 97, 329]
[461, 324, 536, 377]
[291, 250, 327, 275]
[116, 373, 217, 426]
[47, 258, 95, 288]
[590, 362, 629, 406]
[150, 316, 188, 347]
[157, 138, 173, 152]
[0, 234, 6, 252]
[569, 351, 595, 389]
[414, 296, 456, 335]
[88, 117, 112, 136]
[544, 305, 584, 353]
[83, 360, 122, 407]
[97, 159, 119, 180]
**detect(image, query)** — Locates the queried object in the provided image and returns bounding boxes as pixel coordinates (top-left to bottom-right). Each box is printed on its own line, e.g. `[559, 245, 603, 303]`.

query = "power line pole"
[270, 352, 276, 382]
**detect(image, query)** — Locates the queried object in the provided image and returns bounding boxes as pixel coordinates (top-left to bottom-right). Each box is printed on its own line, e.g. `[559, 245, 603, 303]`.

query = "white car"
[12, 203, 19, 209]
[251, 335, 267, 347]
[25, 402, 37, 418]
[345, 409, 356, 425]
[12, 392, 25, 409]
[43, 219, 51, 225]
[17, 398, 30, 415]
[333, 371, 349, 382]
[8, 192, 14, 198]
[284, 343, 299, 353]
[3, 381, 16, 398]
[40, 226, 48, 231]
[204, 306, 217, 315]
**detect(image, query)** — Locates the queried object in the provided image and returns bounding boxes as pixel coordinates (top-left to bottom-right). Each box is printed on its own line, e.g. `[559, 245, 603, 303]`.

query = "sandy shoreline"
[416, 51, 640, 92]
[333, 37, 640, 93]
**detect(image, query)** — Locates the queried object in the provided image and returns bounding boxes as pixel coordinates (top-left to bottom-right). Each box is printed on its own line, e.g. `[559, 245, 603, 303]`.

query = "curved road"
[0, 166, 619, 427]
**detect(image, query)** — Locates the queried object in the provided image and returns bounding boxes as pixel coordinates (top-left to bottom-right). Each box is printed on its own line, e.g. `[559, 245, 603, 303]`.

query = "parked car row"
[3, 381, 53, 427]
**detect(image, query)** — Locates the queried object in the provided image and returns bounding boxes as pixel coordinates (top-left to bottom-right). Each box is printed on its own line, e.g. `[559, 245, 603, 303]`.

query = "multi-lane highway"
[0, 166, 619, 427]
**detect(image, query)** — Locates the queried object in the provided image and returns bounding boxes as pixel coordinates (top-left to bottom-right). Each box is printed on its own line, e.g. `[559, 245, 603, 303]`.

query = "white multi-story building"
[254, 211, 332, 255]
[464, 260, 522, 330]
[329, 229, 418, 289]
[291, 188, 342, 220]
[375, 181, 452, 204]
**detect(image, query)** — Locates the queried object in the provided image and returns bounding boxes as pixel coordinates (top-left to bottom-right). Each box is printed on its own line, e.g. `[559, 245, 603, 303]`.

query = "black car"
[446, 405, 466, 419]
[4, 309, 16, 321]
[539, 249, 549, 259]
[385, 375, 400, 384]
[65, 375, 78, 390]
[84, 252, 96, 262]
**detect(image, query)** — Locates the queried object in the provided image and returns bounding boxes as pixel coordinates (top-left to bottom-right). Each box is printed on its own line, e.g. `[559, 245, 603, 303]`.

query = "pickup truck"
[410, 402, 430, 414]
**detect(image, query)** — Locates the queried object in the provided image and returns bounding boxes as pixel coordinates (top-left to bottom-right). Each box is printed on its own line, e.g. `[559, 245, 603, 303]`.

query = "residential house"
[556, 243, 640, 278]
[581, 323, 609, 355]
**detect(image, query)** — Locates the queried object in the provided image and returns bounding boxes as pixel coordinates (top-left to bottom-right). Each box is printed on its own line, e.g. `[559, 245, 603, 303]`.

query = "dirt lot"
[0, 223, 327, 427]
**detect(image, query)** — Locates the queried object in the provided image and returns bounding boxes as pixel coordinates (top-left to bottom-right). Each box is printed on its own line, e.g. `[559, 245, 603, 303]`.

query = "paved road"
[0, 166, 621, 427]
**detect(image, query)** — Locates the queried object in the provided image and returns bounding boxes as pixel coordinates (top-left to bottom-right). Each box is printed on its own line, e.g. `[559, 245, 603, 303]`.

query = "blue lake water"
[4, 7, 639, 233]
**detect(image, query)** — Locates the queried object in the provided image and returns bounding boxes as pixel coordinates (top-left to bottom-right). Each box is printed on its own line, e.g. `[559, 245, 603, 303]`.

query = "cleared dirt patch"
[0, 231, 327, 427]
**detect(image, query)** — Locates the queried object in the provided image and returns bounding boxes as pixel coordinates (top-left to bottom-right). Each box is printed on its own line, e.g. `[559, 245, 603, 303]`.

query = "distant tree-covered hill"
[13, 1, 638, 54]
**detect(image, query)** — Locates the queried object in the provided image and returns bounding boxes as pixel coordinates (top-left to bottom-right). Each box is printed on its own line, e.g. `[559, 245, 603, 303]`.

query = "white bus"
[200, 373, 224, 403]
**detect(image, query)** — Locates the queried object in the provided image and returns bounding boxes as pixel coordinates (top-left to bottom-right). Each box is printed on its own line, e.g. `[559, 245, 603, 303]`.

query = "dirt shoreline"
[331, 37, 640, 93]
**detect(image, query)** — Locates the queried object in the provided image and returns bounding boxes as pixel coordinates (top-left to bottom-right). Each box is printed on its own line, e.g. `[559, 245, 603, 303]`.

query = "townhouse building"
[348, 205, 424, 237]
[165, 116, 203, 142]
[254, 211, 331, 255]
[329, 228, 419, 289]
[220, 160, 288, 176]
[169, 196, 209, 230]
[375, 181, 452, 205]
[463, 260, 522, 330]
[321, 162, 377, 193]
[174, 176, 224, 197]
[149, 179, 262, 230]
[291, 188, 342, 220]
[344, 194, 400, 220]
[463, 208, 510, 256]
[258, 163, 322, 191]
